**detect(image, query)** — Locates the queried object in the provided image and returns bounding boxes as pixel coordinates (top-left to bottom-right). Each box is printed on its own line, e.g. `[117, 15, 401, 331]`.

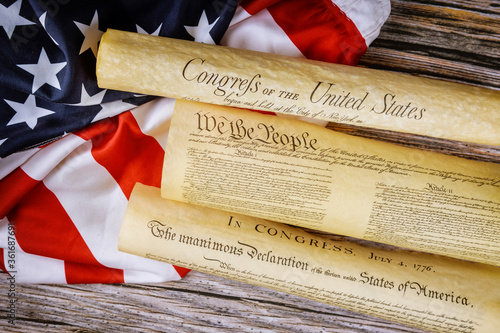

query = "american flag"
[0, 0, 390, 283]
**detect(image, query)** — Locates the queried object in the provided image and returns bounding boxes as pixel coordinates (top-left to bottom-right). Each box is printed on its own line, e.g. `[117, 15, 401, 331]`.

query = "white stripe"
[332, 0, 391, 45]
[131, 97, 175, 150]
[0, 217, 12, 249]
[123, 259, 181, 283]
[43, 140, 128, 265]
[19, 134, 86, 181]
[0, 148, 38, 179]
[0, 217, 67, 283]
[12, 250, 67, 284]
[221, 6, 304, 57]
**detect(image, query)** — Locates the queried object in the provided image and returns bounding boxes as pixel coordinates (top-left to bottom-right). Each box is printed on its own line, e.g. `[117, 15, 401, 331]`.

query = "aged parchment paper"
[96, 29, 500, 145]
[119, 184, 500, 333]
[161, 100, 500, 266]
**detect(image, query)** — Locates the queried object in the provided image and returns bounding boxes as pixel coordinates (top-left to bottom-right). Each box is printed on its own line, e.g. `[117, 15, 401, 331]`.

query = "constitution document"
[119, 183, 500, 333]
[161, 100, 500, 267]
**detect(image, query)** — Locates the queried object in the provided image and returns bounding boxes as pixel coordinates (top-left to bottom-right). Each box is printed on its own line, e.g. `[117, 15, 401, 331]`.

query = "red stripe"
[173, 265, 190, 278]
[77, 112, 164, 199]
[73, 116, 118, 142]
[65, 261, 123, 284]
[241, 0, 367, 64]
[0, 248, 6, 274]
[240, 0, 280, 14]
[0, 168, 39, 219]
[269, 0, 366, 64]
[6, 182, 124, 283]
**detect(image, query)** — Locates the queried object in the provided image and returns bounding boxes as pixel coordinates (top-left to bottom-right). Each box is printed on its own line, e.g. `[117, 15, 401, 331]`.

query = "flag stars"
[74, 10, 104, 57]
[5, 95, 54, 130]
[136, 23, 163, 36]
[69, 83, 106, 106]
[17, 47, 67, 93]
[92, 99, 135, 123]
[184, 10, 219, 44]
[0, 0, 36, 39]
[66, 84, 135, 123]
[39, 12, 59, 45]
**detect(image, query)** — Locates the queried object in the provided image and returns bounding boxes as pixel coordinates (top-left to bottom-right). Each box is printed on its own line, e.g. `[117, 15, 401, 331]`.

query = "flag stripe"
[233, 0, 368, 64]
[82, 112, 164, 199]
[0, 248, 5, 275]
[18, 135, 87, 182]
[65, 261, 123, 284]
[172, 265, 191, 278]
[0, 219, 9, 274]
[0, 149, 39, 180]
[42, 130, 186, 282]
[130, 98, 176, 150]
[331, 0, 391, 46]
[74, 108, 190, 279]
[220, 5, 303, 57]
[265, 0, 367, 64]
[7, 245, 67, 284]
[0, 168, 38, 219]
[43, 140, 130, 271]
[6, 182, 124, 283]
[239, 0, 280, 15]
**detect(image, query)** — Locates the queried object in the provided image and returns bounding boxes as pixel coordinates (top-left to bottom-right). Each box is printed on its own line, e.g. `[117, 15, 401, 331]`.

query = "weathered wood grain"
[0, 271, 430, 333]
[0, 1, 498, 332]
[359, 0, 500, 89]
[325, 122, 500, 163]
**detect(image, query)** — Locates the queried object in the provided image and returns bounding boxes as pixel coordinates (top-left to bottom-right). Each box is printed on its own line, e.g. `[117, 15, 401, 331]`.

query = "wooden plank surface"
[1, 1, 499, 332]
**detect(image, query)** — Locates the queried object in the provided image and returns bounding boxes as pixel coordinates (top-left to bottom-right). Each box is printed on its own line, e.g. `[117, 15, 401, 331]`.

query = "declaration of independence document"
[161, 100, 500, 267]
[119, 183, 500, 333]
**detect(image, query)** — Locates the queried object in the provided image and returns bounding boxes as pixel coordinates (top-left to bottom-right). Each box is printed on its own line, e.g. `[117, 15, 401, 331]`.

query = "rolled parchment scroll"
[160, 100, 500, 267]
[119, 184, 500, 333]
[96, 29, 500, 145]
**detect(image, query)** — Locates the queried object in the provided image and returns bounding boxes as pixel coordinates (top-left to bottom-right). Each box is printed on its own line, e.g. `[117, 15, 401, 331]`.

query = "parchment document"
[96, 29, 500, 145]
[161, 100, 500, 267]
[119, 183, 500, 333]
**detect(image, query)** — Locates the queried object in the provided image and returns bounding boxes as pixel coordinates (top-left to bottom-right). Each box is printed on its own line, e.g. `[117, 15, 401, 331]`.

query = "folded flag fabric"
[0, 0, 390, 283]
